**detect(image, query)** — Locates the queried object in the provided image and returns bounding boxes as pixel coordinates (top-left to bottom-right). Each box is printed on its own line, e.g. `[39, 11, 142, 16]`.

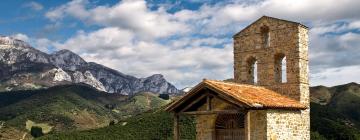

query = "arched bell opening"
[246, 56, 258, 84]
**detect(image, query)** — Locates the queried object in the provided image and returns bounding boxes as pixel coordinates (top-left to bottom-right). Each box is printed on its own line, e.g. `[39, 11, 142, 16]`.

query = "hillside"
[0, 85, 170, 140]
[37, 111, 196, 140]
[32, 82, 360, 140]
[311, 82, 360, 139]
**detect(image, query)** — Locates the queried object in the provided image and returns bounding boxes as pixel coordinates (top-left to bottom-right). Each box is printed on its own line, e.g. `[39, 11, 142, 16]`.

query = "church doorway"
[215, 113, 246, 140]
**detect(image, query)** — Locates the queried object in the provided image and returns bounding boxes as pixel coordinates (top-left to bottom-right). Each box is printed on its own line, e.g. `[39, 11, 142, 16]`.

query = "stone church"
[166, 16, 310, 140]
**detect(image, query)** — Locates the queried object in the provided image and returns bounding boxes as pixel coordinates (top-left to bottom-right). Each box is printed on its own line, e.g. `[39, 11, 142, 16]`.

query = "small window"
[281, 56, 287, 83]
[260, 26, 270, 48]
[274, 54, 287, 83]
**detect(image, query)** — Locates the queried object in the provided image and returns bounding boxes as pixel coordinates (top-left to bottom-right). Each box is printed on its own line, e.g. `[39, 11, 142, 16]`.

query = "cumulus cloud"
[54, 27, 233, 87]
[23, 1, 44, 11]
[44, 0, 360, 87]
[310, 65, 360, 86]
[12, 33, 53, 53]
[309, 21, 360, 71]
[12, 33, 29, 42]
[46, 0, 189, 39]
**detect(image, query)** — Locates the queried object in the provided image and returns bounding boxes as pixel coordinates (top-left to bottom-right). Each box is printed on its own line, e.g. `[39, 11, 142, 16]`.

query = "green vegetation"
[310, 82, 360, 140]
[311, 103, 360, 139]
[0, 84, 170, 139]
[2, 82, 360, 140]
[159, 94, 170, 100]
[37, 111, 196, 140]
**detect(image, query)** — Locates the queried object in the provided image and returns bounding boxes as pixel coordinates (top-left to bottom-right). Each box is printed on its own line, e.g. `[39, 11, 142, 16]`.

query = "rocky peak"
[143, 74, 165, 82]
[0, 36, 49, 64]
[0, 36, 31, 50]
[72, 71, 106, 91]
[134, 74, 181, 95]
[50, 49, 87, 71]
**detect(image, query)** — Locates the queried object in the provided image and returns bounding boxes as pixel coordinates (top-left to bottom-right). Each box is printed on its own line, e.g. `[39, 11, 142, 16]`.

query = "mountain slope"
[0, 36, 181, 95]
[34, 82, 360, 140]
[0, 85, 170, 140]
[311, 82, 360, 139]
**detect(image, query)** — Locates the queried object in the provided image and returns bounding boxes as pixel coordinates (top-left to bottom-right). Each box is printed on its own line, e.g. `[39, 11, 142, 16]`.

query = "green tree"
[158, 94, 169, 100]
[311, 131, 326, 140]
[31, 126, 44, 138]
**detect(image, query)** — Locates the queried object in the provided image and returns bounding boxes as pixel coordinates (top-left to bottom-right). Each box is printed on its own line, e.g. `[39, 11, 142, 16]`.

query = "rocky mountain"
[0, 36, 181, 95]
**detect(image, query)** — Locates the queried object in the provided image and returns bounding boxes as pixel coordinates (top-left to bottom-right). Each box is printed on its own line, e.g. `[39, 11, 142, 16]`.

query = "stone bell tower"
[233, 16, 309, 106]
[233, 16, 310, 139]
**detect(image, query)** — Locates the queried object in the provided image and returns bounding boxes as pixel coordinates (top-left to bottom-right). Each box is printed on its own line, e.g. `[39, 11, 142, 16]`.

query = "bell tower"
[233, 16, 309, 106]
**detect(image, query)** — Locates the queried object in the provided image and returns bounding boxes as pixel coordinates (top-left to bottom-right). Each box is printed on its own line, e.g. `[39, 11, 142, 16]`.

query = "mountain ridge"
[0, 36, 181, 95]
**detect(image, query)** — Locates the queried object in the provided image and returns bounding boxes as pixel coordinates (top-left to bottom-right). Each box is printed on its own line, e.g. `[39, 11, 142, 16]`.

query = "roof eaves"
[203, 80, 254, 108]
[165, 81, 206, 112]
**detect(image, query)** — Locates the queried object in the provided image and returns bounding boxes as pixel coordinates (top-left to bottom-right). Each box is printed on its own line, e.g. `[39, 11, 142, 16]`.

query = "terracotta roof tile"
[166, 79, 307, 111]
[203, 80, 307, 109]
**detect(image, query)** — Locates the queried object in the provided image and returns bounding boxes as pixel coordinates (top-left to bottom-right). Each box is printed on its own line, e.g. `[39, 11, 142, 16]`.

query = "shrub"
[30, 126, 44, 138]
[109, 120, 115, 126]
[158, 94, 169, 100]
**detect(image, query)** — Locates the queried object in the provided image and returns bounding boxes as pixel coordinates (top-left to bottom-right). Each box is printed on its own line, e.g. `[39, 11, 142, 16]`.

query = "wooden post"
[174, 114, 180, 140]
[245, 111, 251, 140]
[207, 95, 211, 111]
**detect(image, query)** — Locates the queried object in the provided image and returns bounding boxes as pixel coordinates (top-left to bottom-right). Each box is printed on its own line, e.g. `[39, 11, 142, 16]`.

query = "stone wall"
[196, 114, 217, 140]
[193, 97, 310, 140]
[247, 110, 267, 140]
[266, 109, 310, 140]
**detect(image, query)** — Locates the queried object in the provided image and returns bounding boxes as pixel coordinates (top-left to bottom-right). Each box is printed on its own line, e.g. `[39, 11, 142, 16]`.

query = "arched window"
[275, 54, 287, 83]
[246, 57, 258, 84]
[260, 26, 270, 48]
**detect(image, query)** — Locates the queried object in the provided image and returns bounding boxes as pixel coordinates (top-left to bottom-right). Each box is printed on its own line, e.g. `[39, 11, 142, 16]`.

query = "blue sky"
[1, 0, 360, 88]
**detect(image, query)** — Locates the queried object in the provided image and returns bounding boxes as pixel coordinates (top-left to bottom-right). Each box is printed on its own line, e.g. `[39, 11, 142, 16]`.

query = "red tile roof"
[166, 79, 307, 111]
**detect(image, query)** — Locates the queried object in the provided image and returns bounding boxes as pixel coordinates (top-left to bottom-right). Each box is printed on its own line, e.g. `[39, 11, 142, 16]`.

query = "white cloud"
[45, 0, 89, 21]
[34, 38, 53, 53]
[12, 33, 53, 53]
[54, 27, 233, 87]
[44, 0, 360, 87]
[46, 0, 189, 39]
[310, 65, 360, 86]
[23, 1, 43, 11]
[170, 0, 360, 35]
[12, 33, 29, 42]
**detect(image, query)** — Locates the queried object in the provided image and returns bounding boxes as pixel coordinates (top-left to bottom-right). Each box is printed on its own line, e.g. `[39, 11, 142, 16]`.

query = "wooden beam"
[180, 110, 240, 115]
[179, 93, 207, 112]
[210, 92, 248, 111]
[174, 114, 179, 140]
[206, 95, 211, 111]
[206, 86, 250, 109]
